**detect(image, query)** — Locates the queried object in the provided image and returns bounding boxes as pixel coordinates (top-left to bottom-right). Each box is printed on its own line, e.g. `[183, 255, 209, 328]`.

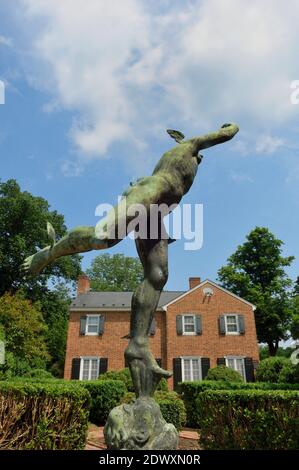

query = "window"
[225, 315, 239, 334]
[86, 315, 100, 335]
[80, 357, 100, 380]
[181, 357, 202, 381]
[182, 315, 196, 335]
[225, 357, 246, 381]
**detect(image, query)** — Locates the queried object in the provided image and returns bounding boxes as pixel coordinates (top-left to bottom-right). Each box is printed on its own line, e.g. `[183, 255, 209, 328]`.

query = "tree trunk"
[268, 340, 279, 356]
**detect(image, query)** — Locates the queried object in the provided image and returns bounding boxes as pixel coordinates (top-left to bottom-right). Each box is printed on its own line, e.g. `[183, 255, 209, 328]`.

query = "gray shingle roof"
[71, 291, 184, 309]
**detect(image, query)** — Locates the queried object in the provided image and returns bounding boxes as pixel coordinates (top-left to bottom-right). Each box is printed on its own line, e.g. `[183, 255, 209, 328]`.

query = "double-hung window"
[86, 315, 100, 335]
[182, 315, 196, 335]
[225, 315, 239, 334]
[181, 357, 202, 381]
[225, 357, 246, 380]
[80, 357, 100, 380]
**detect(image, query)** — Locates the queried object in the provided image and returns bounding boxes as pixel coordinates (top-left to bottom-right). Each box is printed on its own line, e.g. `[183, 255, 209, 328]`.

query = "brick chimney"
[77, 274, 90, 296]
[189, 277, 201, 290]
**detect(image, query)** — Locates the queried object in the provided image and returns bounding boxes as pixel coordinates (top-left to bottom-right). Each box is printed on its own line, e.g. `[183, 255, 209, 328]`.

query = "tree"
[0, 293, 49, 374]
[290, 277, 299, 340]
[0, 179, 81, 298]
[86, 254, 143, 291]
[218, 227, 294, 355]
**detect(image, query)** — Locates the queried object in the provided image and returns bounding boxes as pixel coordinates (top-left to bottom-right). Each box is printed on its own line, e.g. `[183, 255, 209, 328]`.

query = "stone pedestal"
[104, 397, 178, 450]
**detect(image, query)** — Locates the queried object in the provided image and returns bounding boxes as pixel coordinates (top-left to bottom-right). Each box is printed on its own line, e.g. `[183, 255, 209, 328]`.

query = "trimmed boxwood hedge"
[80, 379, 127, 424]
[179, 380, 299, 426]
[0, 381, 90, 449]
[195, 390, 299, 449]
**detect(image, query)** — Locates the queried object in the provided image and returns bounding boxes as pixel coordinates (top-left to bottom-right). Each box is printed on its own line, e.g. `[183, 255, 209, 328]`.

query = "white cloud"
[0, 35, 13, 47]
[230, 171, 253, 183]
[255, 134, 284, 154]
[61, 160, 83, 177]
[20, 0, 299, 163]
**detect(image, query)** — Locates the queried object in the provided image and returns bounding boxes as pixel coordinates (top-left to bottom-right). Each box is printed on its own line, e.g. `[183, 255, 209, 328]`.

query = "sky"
[1, 0, 299, 292]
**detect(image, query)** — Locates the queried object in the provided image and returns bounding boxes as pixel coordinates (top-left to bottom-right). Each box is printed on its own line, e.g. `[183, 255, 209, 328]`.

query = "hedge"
[100, 368, 168, 392]
[81, 379, 127, 424]
[0, 381, 90, 449]
[256, 357, 289, 382]
[205, 365, 244, 382]
[179, 380, 299, 426]
[120, 390, 186, 430]
[195, 390, 299, 449]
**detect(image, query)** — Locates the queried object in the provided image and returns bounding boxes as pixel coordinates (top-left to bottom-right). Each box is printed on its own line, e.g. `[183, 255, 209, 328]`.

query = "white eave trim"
[161, 279, 256, 311]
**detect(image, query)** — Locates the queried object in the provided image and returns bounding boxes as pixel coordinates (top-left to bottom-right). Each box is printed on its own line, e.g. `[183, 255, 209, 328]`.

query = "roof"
[70, 290, 184, 310]
[162, 279, 256, 310]
[70, 279, 256, 311]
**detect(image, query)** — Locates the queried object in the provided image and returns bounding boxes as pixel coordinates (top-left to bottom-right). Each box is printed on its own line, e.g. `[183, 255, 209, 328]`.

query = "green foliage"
[120, 390, 186, 430]
[23, 368, 55, 380]
[179, 380, 299, 426]
[86, 253, 143, 291]
[0, 293, 49, 376]
[259, 345, 294, 360]
[99, 367, 168, 392]
[206, 365, 244, 383]
[0, 381, 90, 449]
[80, 379, 127, 425]
[0, 179, 81, 296]
[256, 357, 289, 382]
[278, 362, 299, 384]
[217, 227, 294, 355]
[195, 390, 299, 449]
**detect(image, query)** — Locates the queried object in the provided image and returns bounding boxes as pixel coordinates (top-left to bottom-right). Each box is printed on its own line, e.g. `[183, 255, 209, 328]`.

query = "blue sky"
[1, 0, 299, 291]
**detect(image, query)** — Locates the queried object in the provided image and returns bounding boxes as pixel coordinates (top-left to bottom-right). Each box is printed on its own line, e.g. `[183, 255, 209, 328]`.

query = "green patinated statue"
[22, 123, 239, 449]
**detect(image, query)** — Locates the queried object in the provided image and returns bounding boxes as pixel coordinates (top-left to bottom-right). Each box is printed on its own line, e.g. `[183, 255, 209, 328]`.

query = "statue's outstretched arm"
[191, 122, 239, 152]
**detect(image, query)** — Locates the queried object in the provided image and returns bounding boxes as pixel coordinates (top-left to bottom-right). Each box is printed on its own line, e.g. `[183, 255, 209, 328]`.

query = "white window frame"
[181, 356, 202, 382]
[79, 356, 100, 381]
[182, 314, 196, 336]
[85, 314, 101, 336]
[224, 314, 239, 335]
[225, 356, 246, 381]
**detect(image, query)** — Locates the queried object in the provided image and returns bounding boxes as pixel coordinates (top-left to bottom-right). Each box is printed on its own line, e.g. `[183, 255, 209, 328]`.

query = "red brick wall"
[165, 282, 259, 388]
[64, 282, 259, 389]
[64, 310, 165, 380]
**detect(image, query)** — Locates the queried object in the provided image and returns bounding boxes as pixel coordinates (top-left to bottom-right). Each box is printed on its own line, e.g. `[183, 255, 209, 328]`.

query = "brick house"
[64, 275, 259, 388]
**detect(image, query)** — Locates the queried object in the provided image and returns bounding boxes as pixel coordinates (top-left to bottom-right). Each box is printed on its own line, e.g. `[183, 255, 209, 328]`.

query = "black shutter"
[156, 358, 162, 367]
[244, 357, 254, 382]
[80, 316, 87, 335]
[99, 358, 108, 376]
[217, 357, 226, 366]
[201, 358, 210, 379]
[195, 315, 202, 335]
[98, 315, 105, 335]
[176, 315, 183, 335]
[219, 315, 226, 335]
[173, 358, 182, 390]
[238, 315, 245, 334]
[71, 358, 81, 379]
[149, 317, 156, 336]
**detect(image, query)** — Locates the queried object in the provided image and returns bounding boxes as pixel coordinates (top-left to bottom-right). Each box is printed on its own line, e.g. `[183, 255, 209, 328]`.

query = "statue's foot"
[22, 246, 52, 275]
[125, 341, 172, 379]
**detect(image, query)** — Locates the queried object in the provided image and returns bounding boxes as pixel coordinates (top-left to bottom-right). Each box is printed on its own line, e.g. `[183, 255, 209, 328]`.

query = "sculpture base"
[104, 397, 179, 450]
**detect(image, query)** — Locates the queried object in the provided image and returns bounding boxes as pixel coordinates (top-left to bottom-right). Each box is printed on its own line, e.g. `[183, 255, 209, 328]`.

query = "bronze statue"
[23, 123, 239, 449]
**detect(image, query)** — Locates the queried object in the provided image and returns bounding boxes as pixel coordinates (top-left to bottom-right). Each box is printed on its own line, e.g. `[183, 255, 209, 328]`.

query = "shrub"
[206, 366, 244, 383]
[0, 381, 90, 449]
[179, 380, 299, 426]
[195, 390, 299, 449]
[256, 357, 289, 382]
[279, 362, 299, 384]
[120, 390, 186, 430]
[81, 379, 127, 425]
[100, 367, 168, 392]
[23, 368, 55, 380]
